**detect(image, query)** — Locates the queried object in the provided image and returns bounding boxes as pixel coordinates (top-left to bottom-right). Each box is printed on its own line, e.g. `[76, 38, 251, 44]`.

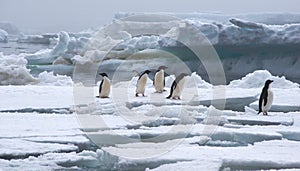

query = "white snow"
[0, 86, 73, 110]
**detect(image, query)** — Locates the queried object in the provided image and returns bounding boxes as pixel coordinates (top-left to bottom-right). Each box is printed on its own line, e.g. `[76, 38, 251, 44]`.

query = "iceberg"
[0, 22, 20, 34]
[0, 52, 73, 86]
[0, 29, 8, 42]
[115, 12, 300, 25]
[0, 52, 36, 85]
[17, 33, 51, 44]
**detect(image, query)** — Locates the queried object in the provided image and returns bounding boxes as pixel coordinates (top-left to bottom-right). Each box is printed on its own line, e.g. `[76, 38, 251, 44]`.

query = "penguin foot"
[135, 93, 139, 97]
[263, 112, 268, 115]
[171, 96, 181, 100]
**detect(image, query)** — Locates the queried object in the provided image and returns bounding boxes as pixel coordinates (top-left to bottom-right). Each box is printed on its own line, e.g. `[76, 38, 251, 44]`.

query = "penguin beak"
[271, 80, 274, 83]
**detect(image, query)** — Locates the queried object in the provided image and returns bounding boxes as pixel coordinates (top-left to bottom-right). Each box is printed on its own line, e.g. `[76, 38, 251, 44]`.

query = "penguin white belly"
[262, 90, 273, 113]
[136, 75, 148, 94]
[172, 79, 186, 98]
[154, 70, 164, 92]
[100, 77, 111, 98]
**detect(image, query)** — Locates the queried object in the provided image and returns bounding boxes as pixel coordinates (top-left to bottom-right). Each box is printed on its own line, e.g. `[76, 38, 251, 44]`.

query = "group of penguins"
[98, 66, 274, 116]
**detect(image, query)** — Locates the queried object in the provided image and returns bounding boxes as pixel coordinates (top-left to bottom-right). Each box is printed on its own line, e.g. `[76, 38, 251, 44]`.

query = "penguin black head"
[99, 73, 108, 77]
[265, 79, 273, 86]
[158, 66, 168, 70]
[144, 70, 151, 74]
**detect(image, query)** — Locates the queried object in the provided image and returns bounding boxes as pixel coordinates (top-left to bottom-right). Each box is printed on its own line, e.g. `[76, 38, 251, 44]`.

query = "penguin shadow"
[95, 96, 110, 98]
[152, 89, 167, 93]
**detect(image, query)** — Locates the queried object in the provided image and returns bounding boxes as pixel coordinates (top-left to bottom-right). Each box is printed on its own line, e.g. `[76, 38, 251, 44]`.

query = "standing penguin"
[166, 73, 189, 100]
[98, 73, 111, 98]
[153, 66, 168, 93]
[258, 79, 274, 115]
[135, 70, 151, 97]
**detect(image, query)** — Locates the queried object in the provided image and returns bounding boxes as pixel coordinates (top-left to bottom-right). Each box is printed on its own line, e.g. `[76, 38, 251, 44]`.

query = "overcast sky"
[1, 0, 300, 33]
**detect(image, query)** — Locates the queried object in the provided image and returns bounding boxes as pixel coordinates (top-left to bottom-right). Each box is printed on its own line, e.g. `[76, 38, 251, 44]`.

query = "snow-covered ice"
[0, 74, 299, 170]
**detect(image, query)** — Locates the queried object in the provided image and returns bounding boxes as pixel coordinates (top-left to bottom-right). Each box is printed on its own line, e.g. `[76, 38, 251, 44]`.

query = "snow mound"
[165, 75, 176, 88]
[166, 72, 211, 89]
[0, 52, 36, 85]
[228, 70, 299, 88]
[187, 72, 212, 88]
[36, 71, 73, 86]
[0, 29, 8, 42]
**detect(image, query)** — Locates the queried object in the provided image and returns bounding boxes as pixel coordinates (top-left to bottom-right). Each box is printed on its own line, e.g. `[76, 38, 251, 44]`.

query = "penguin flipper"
[258, 90, 264, 114]
[99, 80, 103, 94]
[166, 80, 177, 99]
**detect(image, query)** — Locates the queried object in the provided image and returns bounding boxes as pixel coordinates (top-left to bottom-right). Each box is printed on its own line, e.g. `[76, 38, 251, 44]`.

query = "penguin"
[153, 66, 168, 93]
[98, 73, 111, 98]
[258, 79, 274, 115]
[166, 73, 189, 100]
[135, 70, 151, 97]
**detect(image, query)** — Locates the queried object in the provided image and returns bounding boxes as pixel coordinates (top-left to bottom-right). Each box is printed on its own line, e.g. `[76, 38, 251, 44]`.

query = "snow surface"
[0, 82, 300, 170]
